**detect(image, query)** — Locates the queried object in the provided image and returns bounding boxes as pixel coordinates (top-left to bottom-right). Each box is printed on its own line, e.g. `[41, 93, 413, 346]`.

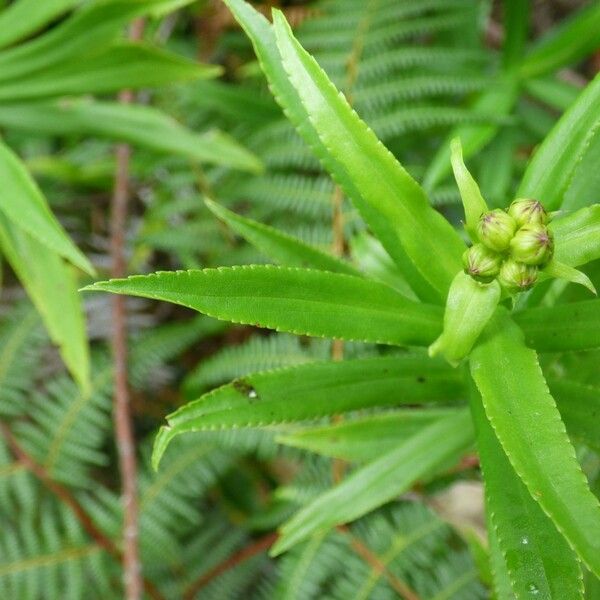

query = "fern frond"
[129, 315, 226, 390]
[0, 502, 114, 600]
[0, 436, 37, 520]
[353, 74, 490, 112]
[12, 355, 113, 489]
[183, 334, 329, 397]
[228, 173, 333, 220]
[370, 106, 508, 141]
[0, 303, 45, 417]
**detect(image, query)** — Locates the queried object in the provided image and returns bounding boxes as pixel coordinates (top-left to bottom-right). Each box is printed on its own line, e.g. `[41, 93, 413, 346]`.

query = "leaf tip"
[78, 281, 109, 293]
[268, 535, 286, 557]
[151, 426, 175, 471]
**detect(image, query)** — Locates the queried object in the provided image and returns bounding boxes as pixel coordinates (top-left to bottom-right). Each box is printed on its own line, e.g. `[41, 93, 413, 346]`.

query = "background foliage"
[0, 0, 599, 598]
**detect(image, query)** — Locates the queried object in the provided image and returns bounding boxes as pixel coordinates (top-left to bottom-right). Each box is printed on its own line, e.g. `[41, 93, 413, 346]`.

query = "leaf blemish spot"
[233, 379, 259, 401]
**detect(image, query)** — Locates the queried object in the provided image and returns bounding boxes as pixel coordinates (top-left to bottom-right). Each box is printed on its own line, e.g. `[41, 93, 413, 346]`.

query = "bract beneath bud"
[510, 224, 554, 266]
[508, 198, 548, 227]
[498, 259, 538, 293]
[462, 244, 502, 282]
[477, 209, 517, 252]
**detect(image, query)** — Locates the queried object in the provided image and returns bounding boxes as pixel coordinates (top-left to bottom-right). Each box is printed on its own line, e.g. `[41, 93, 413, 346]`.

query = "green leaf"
[488, 525, 517, 600]
[0, 214, 89, 392]
[561, 128, 600, 212]
[429, 272, 500, 366]
[0, 43, 220, 101]
[152, 354, 463, 469]
[0, 0, 80, 50]
[542, 260, 596, 295]
[470, 310, 600, 576]
[205, 198, 359, 276]
[549, 379, 600, 451]
[450, 138, 488, 239]
[502, 0, 529, 69]
[525, 77, 580, 113]
[519, 3, 600, 79]
[423, 80, 519, 191]
[270, 8, 464, 302]
[469, 381, 584, 599]
[271, 409, 473, 555]
[0, 100, 261, 173]
[82, 267, 443, 346]
[0, 140, 93, 275]
[0, 0, 181, 81]
[515, 300, 600, 352]
[349, 232, 416, 298]
[222, 0, 463, 301]
[277, 409, 461, 462]
[517, 73, 600, 211]
[551, 205, 600, 268]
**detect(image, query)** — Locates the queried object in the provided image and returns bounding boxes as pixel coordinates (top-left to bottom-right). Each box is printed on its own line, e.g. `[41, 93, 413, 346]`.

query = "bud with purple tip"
[498, 259, 538, 293]
[477, 209, 517, 252]
[510, 223, 554, 266]
[462, 244, 502, 282]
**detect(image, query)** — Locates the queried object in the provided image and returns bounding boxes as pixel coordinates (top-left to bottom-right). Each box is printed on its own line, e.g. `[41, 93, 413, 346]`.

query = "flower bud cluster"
[463, 199, 553, 293]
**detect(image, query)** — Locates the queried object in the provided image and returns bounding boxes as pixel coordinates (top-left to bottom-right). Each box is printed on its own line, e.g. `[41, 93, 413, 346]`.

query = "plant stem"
[338, 525, 422, 600]
[110, 17, 145, 600]
[183, 532, 278, 599]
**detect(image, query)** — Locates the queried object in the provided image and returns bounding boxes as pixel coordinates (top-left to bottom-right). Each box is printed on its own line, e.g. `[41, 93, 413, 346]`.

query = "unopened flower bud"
[477, 209, 517, 252]
[510, 224, 554, 266]
[462, 244, 502, 282]
[508, 198, 548, 227]
[498, 259, 538, 293]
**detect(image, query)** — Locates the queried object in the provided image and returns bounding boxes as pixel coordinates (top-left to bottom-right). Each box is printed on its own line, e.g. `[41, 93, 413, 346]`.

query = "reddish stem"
[110, 17, 145, 600]
[183, 532, 277, 599]
[0, 422, 164, 600]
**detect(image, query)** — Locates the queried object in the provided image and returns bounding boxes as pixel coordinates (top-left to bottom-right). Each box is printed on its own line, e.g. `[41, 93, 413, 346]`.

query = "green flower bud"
[510, 224, 554, 266]
[462, 243, 502, 282]
[477, 209, 517, 252]
[498, 259, 538, 293]
[508, 198, 548, 226]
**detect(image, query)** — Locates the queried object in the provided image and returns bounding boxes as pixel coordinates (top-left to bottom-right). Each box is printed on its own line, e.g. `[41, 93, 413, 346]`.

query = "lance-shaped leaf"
[0, 100, 261, 173]
[205, 198, 358, 276]
[501, 0, 529, 69]
[470, 310, 600, 576]
[561, 129, 600, 212]
[349, 232, 416, 298]
[519, 2, 600, 79]
[271, 9, 464, 301]
[222, 0, 463, 301]
[271, 409, 473, 555]
[0, 44, 220, 101]
[551, 205, 600, 267]
[0, 0, 80, 50]
[151, 355, 463, 469]
[487, 524, 516, 600]
[515, 300, 600, 352]
[429, 272, 500, 366]
[0, 0, 187, 81]
[0, 140, 93, 275]
[82, 267, 443, 346]
[469, 381, 584, 599]
[423, 80, 519, 192]
[549, 379, 600, 451]
[450, 138, 488, 240]
[518, 73, 600, 211]
[277, 408, 462, 463]
[0, 215, 89, 392]
[542, 260, 596, 295]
